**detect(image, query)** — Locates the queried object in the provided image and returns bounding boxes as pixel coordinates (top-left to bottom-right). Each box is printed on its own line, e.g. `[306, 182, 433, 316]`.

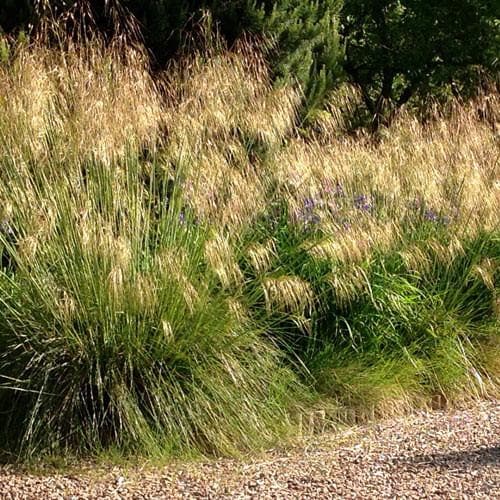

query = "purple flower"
[423, 209, 439, 222]
[303, 197, 316, 210]
[354, 194, 373, 212]
[295, 206, 321, 230]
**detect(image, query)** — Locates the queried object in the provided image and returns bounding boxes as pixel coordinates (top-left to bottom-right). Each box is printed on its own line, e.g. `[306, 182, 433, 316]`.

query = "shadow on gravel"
[399, 446, 500, 470]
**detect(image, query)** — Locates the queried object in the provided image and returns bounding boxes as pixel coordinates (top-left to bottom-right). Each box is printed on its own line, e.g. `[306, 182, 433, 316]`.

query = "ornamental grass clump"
[0, 27, 498, 461]
[0, 39, 306, 460]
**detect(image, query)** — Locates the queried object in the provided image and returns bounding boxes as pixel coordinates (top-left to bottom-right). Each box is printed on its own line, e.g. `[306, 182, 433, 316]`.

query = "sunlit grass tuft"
[0, 32, 498, 460]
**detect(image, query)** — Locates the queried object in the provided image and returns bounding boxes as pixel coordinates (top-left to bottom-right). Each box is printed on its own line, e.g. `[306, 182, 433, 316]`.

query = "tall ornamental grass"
[0, 34, 498, 460]
[0, 40, 306, 459]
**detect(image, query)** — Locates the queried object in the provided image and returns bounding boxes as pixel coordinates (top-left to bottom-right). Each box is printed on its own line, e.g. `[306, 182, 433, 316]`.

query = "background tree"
[258, 0, 344, 114]
[341, 0, 500, 129]
[2, 1, 498, 129]
[0, 0, 32, 34]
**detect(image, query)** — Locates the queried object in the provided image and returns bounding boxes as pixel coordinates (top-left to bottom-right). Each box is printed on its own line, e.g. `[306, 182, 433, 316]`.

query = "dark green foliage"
[309, 231, 500, 411]
[0, 0, 32, 34]
[1, 1, 499, 123]
[99, 0, 345, 110]
[0, 154, 304, 459]
[121, 1, 205, 65]
[241, 206, 499, 415]
[341, 0, 500, 129]
[0, 3, 498, 461]
[257, 0, 344, 114]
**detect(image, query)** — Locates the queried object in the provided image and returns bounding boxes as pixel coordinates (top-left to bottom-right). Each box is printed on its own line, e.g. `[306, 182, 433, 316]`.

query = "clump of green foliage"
[0, 41, 307, 460]
[0, 25, 498, 462]
[340, 0, 500, 129]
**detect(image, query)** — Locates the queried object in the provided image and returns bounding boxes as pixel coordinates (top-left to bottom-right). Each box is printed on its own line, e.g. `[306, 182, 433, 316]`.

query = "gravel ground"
[0, 400, 499, 499]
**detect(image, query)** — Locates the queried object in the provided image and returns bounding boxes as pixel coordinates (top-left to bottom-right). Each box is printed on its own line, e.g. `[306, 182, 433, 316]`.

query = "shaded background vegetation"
[1, 0, 498, 128]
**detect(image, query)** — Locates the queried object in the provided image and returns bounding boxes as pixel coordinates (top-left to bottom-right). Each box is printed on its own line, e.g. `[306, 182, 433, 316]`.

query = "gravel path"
[1, 400, 499, 499]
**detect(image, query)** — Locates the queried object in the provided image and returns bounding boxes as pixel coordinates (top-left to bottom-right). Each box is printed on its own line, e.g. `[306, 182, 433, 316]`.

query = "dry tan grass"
[1, 38, 497, 325]
[1, 36, 497, 251]
[0, 43, 162, 165]
[9, 42, 500, 349]
[160, 51, 498, 293]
